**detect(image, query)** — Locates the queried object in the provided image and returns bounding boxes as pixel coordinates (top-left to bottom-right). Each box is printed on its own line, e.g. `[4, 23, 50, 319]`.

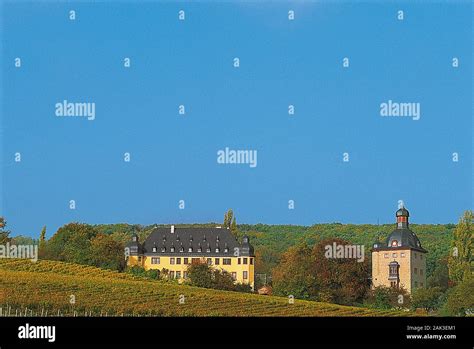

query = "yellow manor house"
[125, 226, 255, 289]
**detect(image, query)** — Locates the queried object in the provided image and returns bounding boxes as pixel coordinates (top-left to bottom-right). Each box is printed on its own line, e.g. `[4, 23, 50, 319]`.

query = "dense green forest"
[23, 221, 453, 280]
[238, 223, 455, 278]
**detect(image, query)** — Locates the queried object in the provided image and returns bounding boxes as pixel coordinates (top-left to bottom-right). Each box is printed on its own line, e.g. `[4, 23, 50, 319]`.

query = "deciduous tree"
[90, 233, 125, 271]
[38, 226, 47, 258]
[443, 278, 474, 316]
[448, 211, 473, 284]
[0, 217, 11, 244]
[272, 244, 316, 299]
[272, 239, 370, 305]
[411, 287, 443, 312]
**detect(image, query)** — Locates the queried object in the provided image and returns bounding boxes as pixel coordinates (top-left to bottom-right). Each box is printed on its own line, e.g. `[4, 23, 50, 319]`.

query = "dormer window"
[215, 248, 220, 253]
[216, 236, 220, 242]
[188, 247, 193, 253]
[391, 240, 398, 247]
[206, 247, 211, 253]
[180, 246, 184, 252]
[161, 247, 166, 253]
[152, 247, 157, 252]
[198, 247, 202, 253]
[224, 247, 229, 253]
[170, 247, 175, 253]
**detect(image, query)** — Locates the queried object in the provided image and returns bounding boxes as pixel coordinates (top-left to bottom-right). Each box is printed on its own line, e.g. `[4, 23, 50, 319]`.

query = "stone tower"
[372, 206, 427, 294]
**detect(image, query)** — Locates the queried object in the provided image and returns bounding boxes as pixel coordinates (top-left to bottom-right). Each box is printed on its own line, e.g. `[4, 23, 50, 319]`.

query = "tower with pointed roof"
[371, 206, 427, 294]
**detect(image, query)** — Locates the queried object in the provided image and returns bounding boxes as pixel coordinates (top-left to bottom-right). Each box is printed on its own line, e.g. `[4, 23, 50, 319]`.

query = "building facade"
[125, 226, 255, 290]
[371, 207, 427, 294]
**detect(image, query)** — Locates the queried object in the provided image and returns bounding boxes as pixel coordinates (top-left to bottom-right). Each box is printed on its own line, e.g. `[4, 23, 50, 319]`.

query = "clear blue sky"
[1, 1, 472, 238]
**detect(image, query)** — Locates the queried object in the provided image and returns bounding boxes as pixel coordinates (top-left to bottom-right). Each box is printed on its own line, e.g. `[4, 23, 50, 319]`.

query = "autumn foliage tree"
[312, 238, 370, 304]
[41, 222, 125, 271]
[272, 238, 370, 305]
[90, 233, 126, 271]
[272, 244, 317, 300]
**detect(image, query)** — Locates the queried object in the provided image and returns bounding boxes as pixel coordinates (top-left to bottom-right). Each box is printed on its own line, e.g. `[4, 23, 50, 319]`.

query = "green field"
[0, 259, 414, 317]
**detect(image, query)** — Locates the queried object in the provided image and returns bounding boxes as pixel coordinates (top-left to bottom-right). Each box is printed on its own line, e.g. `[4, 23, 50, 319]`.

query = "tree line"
[1, 210, 471, 314]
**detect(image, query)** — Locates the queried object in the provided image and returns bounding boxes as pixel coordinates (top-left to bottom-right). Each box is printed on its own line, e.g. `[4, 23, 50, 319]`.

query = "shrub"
[411, 287, 444, 312]
[365, 286, 411, 310]
[441, 278, 474, 316]
[126, 265, 160, 280]
[187, 262, 252, 293]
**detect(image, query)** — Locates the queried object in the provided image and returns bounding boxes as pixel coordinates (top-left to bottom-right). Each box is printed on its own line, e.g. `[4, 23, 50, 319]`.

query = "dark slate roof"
[373, 228, 427, 253]
[396, 207, 409, 217]
[372, 207, 427, 253]
[241, 236, 255, 256]
[138, 227, 254, 257]
[125, 233, 143, 254]
[385, 228, 424, 250]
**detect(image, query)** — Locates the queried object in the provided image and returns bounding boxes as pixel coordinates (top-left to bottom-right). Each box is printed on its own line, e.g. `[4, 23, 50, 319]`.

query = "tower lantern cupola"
[396, 206, 409, 229]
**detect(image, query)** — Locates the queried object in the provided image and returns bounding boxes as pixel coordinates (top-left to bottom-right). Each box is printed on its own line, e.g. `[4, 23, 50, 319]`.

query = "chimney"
[171, 225, 175, 234]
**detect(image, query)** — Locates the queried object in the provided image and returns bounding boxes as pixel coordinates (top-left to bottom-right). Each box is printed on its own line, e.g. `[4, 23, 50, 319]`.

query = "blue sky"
[1, 1, 472, 238]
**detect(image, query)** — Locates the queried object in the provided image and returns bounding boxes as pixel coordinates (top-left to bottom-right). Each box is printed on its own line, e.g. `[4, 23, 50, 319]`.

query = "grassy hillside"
[0, 259, 412, 317]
